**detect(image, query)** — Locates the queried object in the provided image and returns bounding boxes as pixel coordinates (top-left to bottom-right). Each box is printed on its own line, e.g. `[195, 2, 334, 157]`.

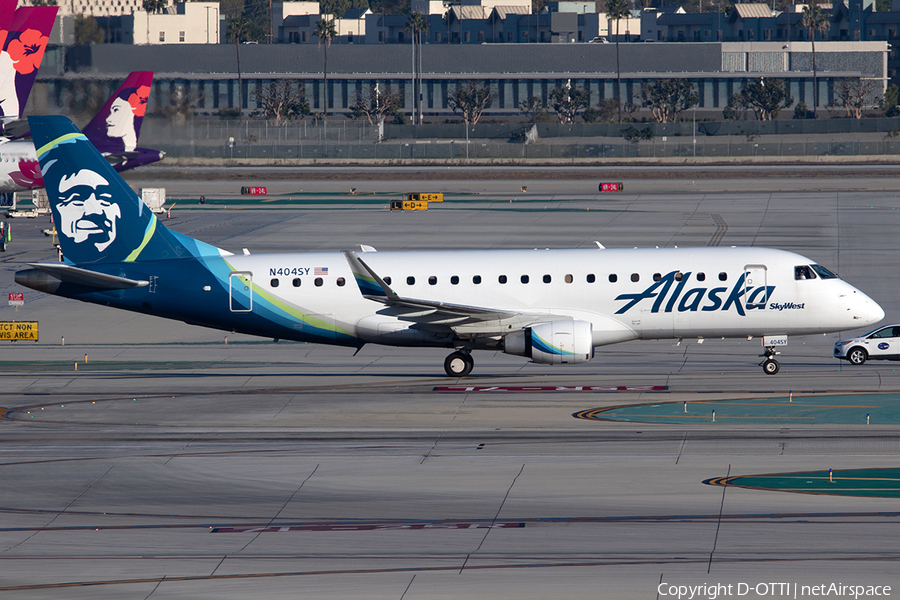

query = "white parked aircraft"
[0, 71, 161, 194]
[16, 117, 886, 376]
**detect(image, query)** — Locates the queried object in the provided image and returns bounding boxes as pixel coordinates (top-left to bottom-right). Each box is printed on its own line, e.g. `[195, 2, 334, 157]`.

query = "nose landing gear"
[444, 351, 474, 377]
[759, 346, 780, 375]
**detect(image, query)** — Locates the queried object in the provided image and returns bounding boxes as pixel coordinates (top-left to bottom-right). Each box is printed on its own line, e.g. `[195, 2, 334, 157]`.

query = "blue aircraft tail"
[30, 116, 220, 266]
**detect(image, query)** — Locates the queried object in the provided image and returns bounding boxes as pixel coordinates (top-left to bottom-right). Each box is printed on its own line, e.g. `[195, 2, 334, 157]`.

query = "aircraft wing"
[27, 263, 149, 290]
[344, 251, 568, 334]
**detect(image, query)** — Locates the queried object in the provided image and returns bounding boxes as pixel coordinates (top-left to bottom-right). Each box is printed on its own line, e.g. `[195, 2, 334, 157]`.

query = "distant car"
[589, 36, 609, 43]
[834, 324, 900, 365]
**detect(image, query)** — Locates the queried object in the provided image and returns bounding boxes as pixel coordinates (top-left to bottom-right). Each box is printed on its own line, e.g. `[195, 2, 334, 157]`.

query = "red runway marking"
[435, 385, 667, 392]
[213, 522, 525, 533]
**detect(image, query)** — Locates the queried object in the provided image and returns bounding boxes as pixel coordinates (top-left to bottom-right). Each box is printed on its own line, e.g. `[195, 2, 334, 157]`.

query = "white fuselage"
[0, 140, 39, 193]
[219, 246, 883, 348]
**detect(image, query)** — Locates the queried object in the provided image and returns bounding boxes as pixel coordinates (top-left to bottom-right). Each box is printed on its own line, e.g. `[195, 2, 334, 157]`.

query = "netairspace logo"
[657, 582, 892, 599]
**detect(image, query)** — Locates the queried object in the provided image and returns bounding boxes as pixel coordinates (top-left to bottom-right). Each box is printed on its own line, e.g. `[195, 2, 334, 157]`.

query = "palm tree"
[227, 16, 250, 116]
[314, 17, 337, 117]
[406, 12, 430, 124]
[802, 3, 830, 118]
[606, 0, 630, 123]
[142, 0, 168, 13]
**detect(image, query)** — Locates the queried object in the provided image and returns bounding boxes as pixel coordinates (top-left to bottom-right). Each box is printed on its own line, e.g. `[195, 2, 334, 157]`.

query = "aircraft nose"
[869, 299, 886, 325]
[846, 288, 884, 326]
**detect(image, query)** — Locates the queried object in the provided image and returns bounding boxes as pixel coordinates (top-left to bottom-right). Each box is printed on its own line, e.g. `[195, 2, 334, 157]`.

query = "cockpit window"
[810, 264, 838, 279]
[794, 265, 816, 280]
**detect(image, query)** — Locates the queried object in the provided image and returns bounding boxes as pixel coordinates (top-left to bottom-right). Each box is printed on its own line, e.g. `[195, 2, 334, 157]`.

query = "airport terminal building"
[36, 40, 887, 117]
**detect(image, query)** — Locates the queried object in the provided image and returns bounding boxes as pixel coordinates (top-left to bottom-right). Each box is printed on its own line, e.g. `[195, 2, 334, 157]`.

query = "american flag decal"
[315, 267, 328, 276]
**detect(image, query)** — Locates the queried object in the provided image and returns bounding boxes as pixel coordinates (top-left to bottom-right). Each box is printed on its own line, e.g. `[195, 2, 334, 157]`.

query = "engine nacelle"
[504, 320, 594, 364]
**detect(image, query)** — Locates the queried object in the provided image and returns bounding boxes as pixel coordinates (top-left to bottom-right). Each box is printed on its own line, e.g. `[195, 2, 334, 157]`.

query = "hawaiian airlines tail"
[81, 71, 165, 172]
[0, 4, 57, 121]
[82, 71, 153, 154]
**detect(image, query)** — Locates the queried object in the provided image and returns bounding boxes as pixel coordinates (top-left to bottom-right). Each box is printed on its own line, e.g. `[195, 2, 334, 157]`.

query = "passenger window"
[407, 276, 415, 285]
[653, 273, 661, 282]
[697, 272, 706, 282]
[543, 274, 552, 284]
[718, 272, 727, 281]
[587, 274, 596, 283]
[336, 277, 345, 287]
[674, 272, 683, 281]
[450, 275, 459, 285]
[631, 273, 639, 282]
[271, 278, 279, 287]
[383, 276, 392, 285]
[473, 275, 481, 284]
[499, 275, 507, 284]
[315, 278, 323, 287]
[794, 265, 816, 280]
[608, 274, 617, 283]
[521, 275, 529, 284]
[565, 274, 573, 283]
[292, 278, 301, 287]
[428, 276, 437, 285]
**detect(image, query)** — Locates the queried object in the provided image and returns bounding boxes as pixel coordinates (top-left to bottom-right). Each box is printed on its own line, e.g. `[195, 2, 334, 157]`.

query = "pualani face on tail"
[82, 71, 154, 154]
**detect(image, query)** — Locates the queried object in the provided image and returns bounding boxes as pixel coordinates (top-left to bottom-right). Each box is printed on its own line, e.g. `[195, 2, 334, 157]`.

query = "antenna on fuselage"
[594, 241, 605, 249]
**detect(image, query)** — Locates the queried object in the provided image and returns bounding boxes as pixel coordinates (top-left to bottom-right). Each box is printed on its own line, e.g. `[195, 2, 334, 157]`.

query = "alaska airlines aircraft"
[0, 72, 162, 192]
[16, 117, 885, 376]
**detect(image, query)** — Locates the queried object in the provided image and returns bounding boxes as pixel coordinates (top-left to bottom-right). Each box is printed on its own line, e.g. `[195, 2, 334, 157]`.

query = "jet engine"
[504, 320, 594, 364]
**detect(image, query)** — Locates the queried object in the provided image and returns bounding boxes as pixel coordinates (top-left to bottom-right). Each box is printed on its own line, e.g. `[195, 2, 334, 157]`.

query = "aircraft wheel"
[762, 359, 780, 375]
[444, 351, 474, 377]
[847, 347, 868, 366]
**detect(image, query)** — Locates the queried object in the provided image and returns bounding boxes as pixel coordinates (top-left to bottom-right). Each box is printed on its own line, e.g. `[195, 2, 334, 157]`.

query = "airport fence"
[136, 117, 900, 160]
[161, 139, 900, 160]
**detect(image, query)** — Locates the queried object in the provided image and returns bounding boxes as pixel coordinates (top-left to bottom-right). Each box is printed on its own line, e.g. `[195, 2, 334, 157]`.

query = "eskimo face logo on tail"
[614, 270, 777, 317]
[55, 169, 120, 252]
[36, 124, 156, 265]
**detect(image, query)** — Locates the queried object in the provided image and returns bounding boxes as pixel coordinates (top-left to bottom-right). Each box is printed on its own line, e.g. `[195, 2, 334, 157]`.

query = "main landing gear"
[759, 346, 780, 375]
[444, 350, 474, 377]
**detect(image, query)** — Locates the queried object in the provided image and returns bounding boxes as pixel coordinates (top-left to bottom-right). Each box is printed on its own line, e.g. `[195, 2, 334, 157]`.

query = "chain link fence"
[139, 117, 900, 160]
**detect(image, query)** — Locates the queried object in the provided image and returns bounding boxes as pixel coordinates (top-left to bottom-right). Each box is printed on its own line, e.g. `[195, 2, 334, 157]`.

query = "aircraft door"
[743, 265, 768, 310]
[229, 271, 253, 312]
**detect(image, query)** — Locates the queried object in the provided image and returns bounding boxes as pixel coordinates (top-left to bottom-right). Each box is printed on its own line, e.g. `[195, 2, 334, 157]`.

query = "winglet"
[344, 251, 396, 301]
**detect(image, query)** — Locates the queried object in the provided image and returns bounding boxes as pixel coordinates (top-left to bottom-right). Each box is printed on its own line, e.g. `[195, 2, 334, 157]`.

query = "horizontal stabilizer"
[26, 263, 149, 289]
[104, 151, 141, 164]
[0, 118, 29, 139]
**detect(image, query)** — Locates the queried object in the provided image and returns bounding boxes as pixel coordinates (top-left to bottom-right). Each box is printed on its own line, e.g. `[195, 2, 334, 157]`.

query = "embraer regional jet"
[16, 117, 885, 376]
